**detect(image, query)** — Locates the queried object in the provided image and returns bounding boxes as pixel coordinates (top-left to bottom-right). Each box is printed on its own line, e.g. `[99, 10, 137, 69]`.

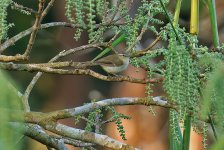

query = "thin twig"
[101, 117, 116, 125]
[22, 72, 41, 112]
[127, 11, 151, 52]
[0, 22, 77, 53]
[24, 0, 45, 58]
[110, 0, 122, 22]
[0, 54, 28, 62]
[132, 35, 161, 57]
[11, 2, 37, 14]
[40, 0, 55, 22]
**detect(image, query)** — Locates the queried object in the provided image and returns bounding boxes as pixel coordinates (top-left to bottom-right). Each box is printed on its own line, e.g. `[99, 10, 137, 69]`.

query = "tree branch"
[23, 124, 68, 150]
[44, 122, 138, 150]
[13, 121, 139, 149]
[4, 97, 173, 124]
[46, 96, 175, 120]
[0, 62, 162, 84]
[1, 97, 175, 123]
[5, 96, 174, 149]
[0, 22, 77, 53]
[21, 123, 94, 149]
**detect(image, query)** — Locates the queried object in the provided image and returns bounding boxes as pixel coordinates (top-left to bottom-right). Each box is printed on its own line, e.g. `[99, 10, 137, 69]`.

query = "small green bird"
[95, 54, 130, 74]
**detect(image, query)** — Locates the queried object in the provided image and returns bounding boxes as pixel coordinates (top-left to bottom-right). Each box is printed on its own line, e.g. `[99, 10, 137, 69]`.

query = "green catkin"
[0, 0, 12, 41]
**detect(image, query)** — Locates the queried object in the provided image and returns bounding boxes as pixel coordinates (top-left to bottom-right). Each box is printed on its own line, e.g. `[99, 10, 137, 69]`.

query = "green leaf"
[0, 71, 23, 150]
[91, 34, 126, 61]
[207, 0, 220, 48]
[182, 116, 191, 150]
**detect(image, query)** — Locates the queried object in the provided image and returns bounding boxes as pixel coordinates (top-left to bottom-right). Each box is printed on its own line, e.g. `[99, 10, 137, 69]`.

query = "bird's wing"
[96, 55, 123, 66]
